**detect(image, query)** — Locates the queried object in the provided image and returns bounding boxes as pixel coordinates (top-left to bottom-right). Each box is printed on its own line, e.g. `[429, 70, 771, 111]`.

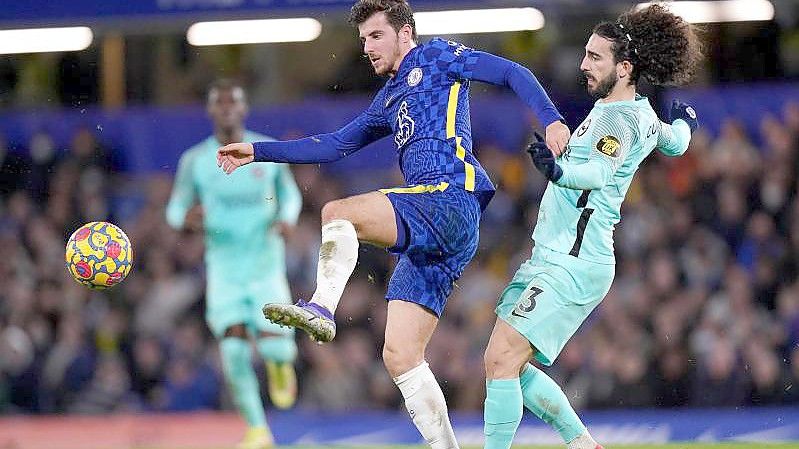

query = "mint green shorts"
[206, 273, 295, 338]
[495, 245, 614, 366]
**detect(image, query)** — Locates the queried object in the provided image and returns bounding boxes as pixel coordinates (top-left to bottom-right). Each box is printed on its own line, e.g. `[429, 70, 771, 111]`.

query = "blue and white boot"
[263, 299, 336, 343]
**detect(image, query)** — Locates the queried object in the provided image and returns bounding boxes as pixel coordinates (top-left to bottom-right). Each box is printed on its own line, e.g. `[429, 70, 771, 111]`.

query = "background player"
[482, 4, 703, 449]
[166, 79, 302, 449]
[217, 1, 569, 447]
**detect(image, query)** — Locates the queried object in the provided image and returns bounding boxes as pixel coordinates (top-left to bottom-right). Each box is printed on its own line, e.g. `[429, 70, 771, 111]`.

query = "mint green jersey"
[166, 131, 302, 281]
[532, 95, 691, 264]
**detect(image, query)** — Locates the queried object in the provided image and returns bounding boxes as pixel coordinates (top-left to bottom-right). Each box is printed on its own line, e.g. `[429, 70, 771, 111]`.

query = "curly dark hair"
[348, 0, 417, 42]
[593, 3, 702, 86]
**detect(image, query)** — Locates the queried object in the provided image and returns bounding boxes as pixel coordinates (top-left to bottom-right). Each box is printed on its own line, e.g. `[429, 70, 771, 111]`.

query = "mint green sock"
[219, 338, 266, 427]
[520, 363, 586, 443]
[256, 336, 297, 364]
[484, 378, 523, 449]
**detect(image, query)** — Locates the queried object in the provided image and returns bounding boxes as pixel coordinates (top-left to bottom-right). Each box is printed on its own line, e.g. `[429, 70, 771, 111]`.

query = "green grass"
[278, 445, 799, 449]
[150, 444, 799, 449]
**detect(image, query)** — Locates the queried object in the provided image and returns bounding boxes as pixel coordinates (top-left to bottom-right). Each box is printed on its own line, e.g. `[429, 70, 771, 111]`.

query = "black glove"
[669, 99, 698, 133]
[526, 132, 563, 182]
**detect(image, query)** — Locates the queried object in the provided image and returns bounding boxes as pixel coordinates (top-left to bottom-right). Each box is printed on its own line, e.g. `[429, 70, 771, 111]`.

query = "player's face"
[580, 34, 618, 99]
[358, 12, 403, 76]
[207, 87, 248, 131]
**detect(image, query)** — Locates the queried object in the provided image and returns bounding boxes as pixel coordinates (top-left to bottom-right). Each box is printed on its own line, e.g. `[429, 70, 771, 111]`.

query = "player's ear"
[399, 23, 413, 43]
[617, 60, 633, 80]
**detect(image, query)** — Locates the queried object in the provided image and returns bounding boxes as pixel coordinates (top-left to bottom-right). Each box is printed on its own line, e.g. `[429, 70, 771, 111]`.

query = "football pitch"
[278, 445, 799, 449]
[281, 445, 799, 449]
[155, 444, 799, 449]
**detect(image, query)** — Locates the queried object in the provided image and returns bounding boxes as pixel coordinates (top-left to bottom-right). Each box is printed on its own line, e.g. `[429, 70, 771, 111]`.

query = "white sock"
[393, 362, 459, 449]
[310, 219, 358, 314]
[567, 431, 598, 449]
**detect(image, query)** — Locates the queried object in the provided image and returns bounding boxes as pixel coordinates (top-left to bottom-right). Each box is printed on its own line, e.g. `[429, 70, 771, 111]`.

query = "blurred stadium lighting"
[415, 8, 545, 35]
[0, 26, 93, 54]
[187, 18, 322, 46]
[636, 0, 774, 23]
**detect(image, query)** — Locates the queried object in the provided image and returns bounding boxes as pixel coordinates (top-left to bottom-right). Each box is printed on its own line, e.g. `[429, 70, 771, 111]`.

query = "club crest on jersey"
[596, 135, 620, 157]
[407, 68, 423, 87]
[576, 118, 591, 137]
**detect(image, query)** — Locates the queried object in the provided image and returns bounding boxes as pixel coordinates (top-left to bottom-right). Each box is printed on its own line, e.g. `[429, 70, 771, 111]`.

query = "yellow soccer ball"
[65, 221, 133, 290]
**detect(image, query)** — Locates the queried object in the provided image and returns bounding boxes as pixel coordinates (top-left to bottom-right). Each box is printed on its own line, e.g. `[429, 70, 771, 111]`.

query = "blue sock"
[484, 378, 523, 449]
[257, 336, 297, 363]
[519, 363, 586, 443]
[220, 338, 267, 427]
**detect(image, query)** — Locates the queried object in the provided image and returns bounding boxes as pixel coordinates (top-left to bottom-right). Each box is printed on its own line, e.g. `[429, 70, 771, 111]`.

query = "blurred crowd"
[1, 100, 799, 416]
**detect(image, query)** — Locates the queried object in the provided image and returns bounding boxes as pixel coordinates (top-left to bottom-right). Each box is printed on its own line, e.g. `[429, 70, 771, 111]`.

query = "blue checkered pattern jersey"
[378, 38, 492, 205]
[252, 38, 565, 210]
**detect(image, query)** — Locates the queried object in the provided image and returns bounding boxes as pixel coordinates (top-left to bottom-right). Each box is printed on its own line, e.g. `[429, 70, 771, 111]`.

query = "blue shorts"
[380, 182, 481, 317]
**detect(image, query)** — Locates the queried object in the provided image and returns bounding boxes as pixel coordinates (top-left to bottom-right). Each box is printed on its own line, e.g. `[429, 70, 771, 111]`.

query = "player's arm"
[274, 164, 302, 226]
[435, 39, 569, 154]
[166, 151, 200, 230]
[468, 53, 563, 128]
[528, 113, 634, 190]
[657, 100, 697, 157]
[218, 94, 391, 174]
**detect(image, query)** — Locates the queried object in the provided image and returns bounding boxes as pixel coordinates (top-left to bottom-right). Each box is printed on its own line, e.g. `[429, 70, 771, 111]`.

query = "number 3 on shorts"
[511, 286, 543, 318]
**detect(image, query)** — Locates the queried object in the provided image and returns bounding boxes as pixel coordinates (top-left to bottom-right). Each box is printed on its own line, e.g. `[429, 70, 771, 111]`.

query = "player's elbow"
[165, 210, 185, 230]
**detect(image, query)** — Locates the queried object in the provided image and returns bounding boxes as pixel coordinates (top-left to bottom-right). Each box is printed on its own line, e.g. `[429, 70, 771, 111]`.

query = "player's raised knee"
[321, 199, 355, 224]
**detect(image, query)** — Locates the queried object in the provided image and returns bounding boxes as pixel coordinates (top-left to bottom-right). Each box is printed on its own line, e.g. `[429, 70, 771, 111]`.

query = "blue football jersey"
[366, 38, 495, 207]
[252, 37, 565, 211]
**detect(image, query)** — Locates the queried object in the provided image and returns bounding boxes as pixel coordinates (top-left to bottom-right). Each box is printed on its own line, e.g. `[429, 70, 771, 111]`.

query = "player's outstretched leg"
[257, 335, 298, 409]
[263, 218, 358, 342]
[220, 333, 274, 449]
[484, 320, 602, 449]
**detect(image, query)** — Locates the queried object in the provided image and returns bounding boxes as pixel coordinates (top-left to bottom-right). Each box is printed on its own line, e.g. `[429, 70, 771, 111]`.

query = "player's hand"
[544, 120, 571, 157]
[272, 221, 294, 239]
[184, 205, 204, 232]
[217, 142, 255, 174]
[527, 132, 563, 182]
[669, 100, 698, 133]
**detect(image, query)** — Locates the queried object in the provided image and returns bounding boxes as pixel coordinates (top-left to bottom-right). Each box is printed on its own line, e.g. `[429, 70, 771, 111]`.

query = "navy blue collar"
[389, 44, 422, 85]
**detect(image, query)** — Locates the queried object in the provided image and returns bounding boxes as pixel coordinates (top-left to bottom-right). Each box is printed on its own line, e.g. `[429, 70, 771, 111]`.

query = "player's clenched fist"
[544, 120, 571, 157]
[527, 132, 563, 182]
[217, 142, 255, 174]
[669, 99, 698, 133]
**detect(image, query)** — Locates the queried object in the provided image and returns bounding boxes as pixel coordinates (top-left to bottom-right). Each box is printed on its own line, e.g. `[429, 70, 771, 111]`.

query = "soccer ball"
[65, 221, 133, 290]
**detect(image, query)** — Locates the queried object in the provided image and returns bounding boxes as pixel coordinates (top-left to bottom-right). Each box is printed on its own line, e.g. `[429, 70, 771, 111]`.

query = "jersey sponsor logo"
[395, 101, 415, 147]
[447, 40, 471, 56]
[686, 106, 697, 119]
[596, 135, 620, 157]
[576, 118, 591, 137]
[407, 67, 423, 87]
[646, 122, 658, 139]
